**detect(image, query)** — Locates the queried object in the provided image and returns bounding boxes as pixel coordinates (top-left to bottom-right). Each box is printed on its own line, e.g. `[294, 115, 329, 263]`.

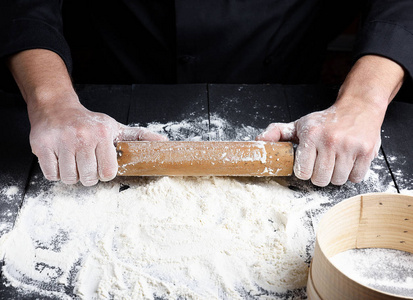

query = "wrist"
[26, 88, 81, 128]
[27, 87, 79, 111]
[8, 49, 78, 110]
[335, 55, 404, 116]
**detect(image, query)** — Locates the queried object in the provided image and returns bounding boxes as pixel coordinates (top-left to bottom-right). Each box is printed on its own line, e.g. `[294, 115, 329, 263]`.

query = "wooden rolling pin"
[117, 141, 293, 177]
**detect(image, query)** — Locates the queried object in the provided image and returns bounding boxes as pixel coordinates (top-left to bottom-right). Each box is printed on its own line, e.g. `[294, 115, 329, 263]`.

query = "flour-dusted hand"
[6, 49, 167, 186]
[257, 55, 405, 187]
[256, 104, 382, 186]
[28, 95, 167, 186]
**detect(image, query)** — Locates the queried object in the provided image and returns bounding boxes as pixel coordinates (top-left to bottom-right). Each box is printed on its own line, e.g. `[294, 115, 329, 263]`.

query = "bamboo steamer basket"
[308, 193, 413, 300]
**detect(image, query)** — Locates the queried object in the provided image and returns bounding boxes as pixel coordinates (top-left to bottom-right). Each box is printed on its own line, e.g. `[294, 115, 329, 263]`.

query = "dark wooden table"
[0, 84, 412, 299]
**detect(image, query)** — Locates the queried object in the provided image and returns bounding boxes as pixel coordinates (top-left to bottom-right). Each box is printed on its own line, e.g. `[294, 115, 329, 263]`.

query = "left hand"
[257, 55, 405, 187]
[256, 103, 381, 186]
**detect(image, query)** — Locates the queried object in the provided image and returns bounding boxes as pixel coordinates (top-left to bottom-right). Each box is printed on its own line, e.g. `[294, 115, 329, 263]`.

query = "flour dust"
[0, 115, 401, 299]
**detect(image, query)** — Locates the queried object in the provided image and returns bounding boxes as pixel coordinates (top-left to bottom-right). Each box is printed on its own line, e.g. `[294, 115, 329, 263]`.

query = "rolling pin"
[117, 141, 294, 177]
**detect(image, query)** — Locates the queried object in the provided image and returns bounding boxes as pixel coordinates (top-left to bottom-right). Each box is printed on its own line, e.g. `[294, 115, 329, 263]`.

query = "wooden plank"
[0, 161, 68, 299]
[208, 84, 290, 141]
[284, 84, 337, 115]
[129, 84, 209, 140]
[0, 281, 60, 300]
[75, 84, 131, 124]
[0, 91, 37, 299]
[381, 100, 413, 193]
[0, 91, 33, 237]
[130, 84, 208, 124]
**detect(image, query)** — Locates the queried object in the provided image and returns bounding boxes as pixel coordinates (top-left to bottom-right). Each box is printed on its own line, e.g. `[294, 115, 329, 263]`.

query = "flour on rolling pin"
[117, 141, 294, 177]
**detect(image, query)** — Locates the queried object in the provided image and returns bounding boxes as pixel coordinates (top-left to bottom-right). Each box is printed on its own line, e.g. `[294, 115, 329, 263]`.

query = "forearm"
[7, 49, 78, 110]
[335, 55, 405, 117]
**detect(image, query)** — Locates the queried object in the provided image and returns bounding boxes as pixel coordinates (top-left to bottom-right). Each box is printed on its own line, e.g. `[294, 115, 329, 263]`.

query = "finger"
[331, 154, 354, 186]
[311, 150, 335, 187]
[37, 149, 60, 181]
[117, 126, 168, 142]
[76, 148, 99, 186]
[349, 155, 372, 183]
[58, 148, 79, 184]
[256, 122, 297, 142]
[294, 143, 316, 181]
[96, 141, 118, 181]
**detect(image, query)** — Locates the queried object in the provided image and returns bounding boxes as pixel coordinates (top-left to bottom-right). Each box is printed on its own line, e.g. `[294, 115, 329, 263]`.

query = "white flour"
[331, 248, 413, 297]
[145, 115, 261, 142]
[0, 176, 326, 299]
[0, 115, 400, 299]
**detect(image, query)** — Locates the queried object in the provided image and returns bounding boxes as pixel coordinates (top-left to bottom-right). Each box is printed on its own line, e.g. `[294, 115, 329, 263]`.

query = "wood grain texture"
[117, 141, 294, 176]
[382, 100, 413, 192]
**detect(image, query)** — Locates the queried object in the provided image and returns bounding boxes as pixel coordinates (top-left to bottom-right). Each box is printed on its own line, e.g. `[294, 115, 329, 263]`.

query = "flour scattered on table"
[0, 176, 325, 299]
[0, 116, 396, 299]
[1, 185, 20, 202]
[145, 114, 262, 142]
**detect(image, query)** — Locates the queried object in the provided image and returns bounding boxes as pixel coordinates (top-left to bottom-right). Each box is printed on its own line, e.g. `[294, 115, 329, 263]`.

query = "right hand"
[28, 92, 167, 186]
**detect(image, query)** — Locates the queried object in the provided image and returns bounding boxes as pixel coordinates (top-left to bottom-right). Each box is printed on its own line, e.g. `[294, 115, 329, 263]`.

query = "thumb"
[116, 125, 169, 142]
[256, 122, 297, 142]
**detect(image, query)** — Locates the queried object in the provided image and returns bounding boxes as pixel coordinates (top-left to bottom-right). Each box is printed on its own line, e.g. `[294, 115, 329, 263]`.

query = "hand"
[28, 94, 167, 186]
[257, 55, 405, 187]
[256, 103, 382, 187]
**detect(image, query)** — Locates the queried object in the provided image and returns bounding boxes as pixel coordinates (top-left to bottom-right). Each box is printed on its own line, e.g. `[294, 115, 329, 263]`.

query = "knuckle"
[81, 177, 99, 186]
[358, 141, 375, 156]
[294, 165, 312, 180]
[302, 125, 318, 137]
[136, 128, 151, 141]
[349, 174, 364, 183]
[349, 168, 368, 183]
[323, 132, 340, 149]
[30, 139, 53, 157]
[80, 170, 99, 186]
[95, 123, 112, 139]
[331, 176, 347, 186]
[342, 137, 358, 152]
[74, 126, 92, 142]
[80, 170, 97, 180]
[32, 145, 47, 157]
[61, 176, 79, 185]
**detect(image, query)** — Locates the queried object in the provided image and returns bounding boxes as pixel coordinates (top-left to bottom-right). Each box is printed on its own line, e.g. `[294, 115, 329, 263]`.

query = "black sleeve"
[353, 0, 413, 80]
[0, 0, 72, 73]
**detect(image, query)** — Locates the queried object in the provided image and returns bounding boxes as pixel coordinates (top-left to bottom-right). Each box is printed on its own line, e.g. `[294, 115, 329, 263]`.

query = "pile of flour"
[0, 176, 327, 299]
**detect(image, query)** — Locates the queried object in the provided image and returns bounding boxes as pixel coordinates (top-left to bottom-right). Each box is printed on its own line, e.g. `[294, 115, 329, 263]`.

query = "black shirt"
[1, 0, 413, 85]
